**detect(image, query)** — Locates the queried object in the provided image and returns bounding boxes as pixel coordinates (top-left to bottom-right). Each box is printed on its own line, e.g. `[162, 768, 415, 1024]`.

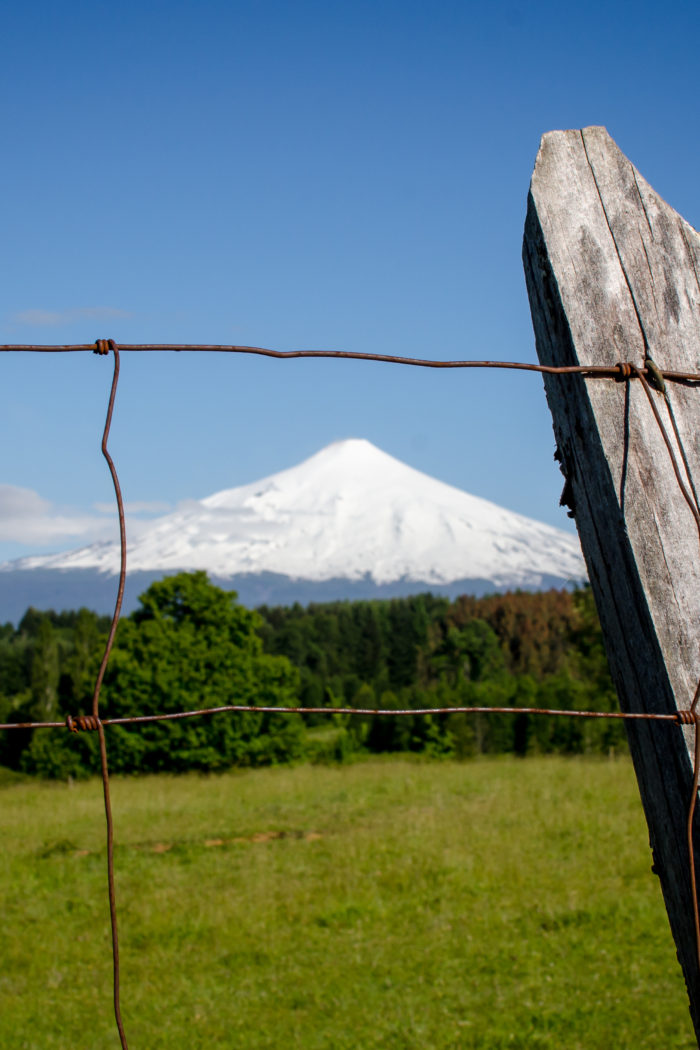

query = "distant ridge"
[0, 439, 584, 621]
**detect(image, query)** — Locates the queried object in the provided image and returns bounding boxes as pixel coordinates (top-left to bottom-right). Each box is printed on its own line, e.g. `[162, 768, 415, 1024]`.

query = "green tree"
[100, 572, 304, 773]
[64, 608, 104, 708]
[21, 572, 305, 777]
[29, 618, 60, 721]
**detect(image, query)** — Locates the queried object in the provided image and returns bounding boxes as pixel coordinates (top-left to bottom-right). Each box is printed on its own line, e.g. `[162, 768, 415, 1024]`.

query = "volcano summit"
[0, 439, 584, 620]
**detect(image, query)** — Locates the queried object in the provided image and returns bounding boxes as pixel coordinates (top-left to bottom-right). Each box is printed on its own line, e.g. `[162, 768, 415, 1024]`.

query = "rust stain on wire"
[631, 363, 700, 539]
[630, 361, 700, 978]
[689, 716, 700, 977]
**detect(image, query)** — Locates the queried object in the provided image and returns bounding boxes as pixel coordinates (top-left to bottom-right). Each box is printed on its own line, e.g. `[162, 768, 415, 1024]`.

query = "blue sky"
[1, 0, 699, 563]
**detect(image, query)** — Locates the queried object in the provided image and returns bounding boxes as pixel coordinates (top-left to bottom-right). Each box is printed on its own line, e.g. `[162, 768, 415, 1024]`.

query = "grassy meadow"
[0, 755, 695, 1049]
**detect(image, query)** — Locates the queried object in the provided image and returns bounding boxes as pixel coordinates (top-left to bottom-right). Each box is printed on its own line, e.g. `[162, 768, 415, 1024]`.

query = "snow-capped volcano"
[7, 439, 583, 589]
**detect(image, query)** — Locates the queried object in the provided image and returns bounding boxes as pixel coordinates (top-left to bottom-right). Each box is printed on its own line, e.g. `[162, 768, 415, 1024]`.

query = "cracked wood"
[523, 125, 700, 1044]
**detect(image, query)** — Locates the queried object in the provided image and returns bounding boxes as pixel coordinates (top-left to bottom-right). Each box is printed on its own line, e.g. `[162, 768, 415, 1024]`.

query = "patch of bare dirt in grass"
[67, 829, 324, 856]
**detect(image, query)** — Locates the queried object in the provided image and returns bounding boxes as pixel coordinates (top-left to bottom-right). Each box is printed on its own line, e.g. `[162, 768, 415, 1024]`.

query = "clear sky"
[1, 0, 698, 564]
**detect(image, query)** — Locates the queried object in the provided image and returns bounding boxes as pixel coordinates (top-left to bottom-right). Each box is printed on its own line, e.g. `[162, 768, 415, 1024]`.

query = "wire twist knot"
[94, 339, 116, 356]
[615, 361, 634, 379]
[644, 355, 667, 395]
[677, 710, 700, 726]
[66, 713, 101, 732]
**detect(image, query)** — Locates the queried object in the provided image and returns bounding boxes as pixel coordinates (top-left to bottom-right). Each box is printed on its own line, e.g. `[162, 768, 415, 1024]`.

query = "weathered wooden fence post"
[523, 126, 700, 1041]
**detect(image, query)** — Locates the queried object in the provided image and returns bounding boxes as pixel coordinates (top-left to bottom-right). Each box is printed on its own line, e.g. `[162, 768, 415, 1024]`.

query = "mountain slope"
[5, 439, 584, 590]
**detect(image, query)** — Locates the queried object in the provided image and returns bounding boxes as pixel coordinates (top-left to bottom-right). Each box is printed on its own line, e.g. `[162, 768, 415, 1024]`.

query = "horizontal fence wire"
[0, 704, 694, 732]
[3, 338, 700, 1050]
[3, 340, 700, 382]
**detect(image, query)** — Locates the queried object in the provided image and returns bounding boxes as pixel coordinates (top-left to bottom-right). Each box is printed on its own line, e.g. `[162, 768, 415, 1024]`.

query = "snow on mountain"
[4, 439, 584, 589]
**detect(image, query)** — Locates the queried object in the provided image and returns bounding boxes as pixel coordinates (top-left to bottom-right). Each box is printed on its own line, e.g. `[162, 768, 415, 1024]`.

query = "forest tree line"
[0, 571, 623, 778]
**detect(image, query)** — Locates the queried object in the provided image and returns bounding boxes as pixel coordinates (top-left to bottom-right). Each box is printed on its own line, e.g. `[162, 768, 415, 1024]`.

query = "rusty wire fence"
[2, 339, 700, 1048]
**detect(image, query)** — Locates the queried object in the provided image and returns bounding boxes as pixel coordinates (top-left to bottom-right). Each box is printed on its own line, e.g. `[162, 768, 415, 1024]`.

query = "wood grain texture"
[523, 126, 700, 1041]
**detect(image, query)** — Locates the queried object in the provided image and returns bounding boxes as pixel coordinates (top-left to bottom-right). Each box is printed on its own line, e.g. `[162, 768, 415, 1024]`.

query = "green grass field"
[0, 756, 695, 1049]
